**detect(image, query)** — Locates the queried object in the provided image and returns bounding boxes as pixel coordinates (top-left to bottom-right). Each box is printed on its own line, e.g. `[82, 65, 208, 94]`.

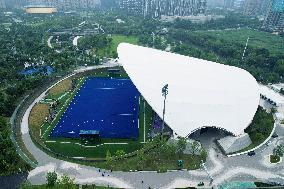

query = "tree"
[57, 174, 76, 189]
[191, 140, 200, 155]
[273, 145, 284, 157]
[176, 137, 187, 157]
[200, 147, 207, 160]
[163, 143, 176, 157]
[253, 132, 265, 142]
[46, 171, 57, 187]
[115, 149, 125, 157]
[270, 107, 277, 114]
[136, 149, 146, 169]
[106, 150, 113, 166]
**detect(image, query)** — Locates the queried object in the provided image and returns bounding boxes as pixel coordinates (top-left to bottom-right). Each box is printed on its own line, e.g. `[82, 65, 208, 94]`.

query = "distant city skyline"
[2, 0, 100, 9]
[0, 0, 6, 9]
[118, 0, 207, 17]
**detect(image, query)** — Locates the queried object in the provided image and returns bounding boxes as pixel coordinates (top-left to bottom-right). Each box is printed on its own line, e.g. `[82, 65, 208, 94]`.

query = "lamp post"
[161, 84, 168, 135]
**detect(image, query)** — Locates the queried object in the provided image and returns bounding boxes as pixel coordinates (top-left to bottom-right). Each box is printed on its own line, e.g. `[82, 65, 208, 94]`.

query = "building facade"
[25, 0, 100, 10]
[263, 0, 284, 31]
[118, 0, 207, 17]
[223, 0, 235, 10]
[0, 0, 6, 8]
[243, 0, 269, 17]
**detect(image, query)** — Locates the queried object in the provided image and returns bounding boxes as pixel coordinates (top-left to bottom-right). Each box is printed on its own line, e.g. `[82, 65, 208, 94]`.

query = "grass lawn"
[110, 35, 139, 52]
[270, 154, 280, 163]
[94, 35, 139, 58]
[196, 29, 284, 55]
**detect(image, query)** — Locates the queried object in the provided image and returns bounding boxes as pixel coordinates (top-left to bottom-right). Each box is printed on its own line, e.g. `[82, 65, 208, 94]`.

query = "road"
[20, 72, 284, 188]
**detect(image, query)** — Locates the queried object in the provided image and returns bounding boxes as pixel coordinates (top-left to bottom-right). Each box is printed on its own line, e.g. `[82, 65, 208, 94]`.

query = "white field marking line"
[58, 91, 69, 100]
[50, 78, 84, 124]
[84, 144, 104, 148]
[44, 77, 85, 138]
[144, 100, 146, 143]
[138, 97, 140, 129]
[41, 124, 52, 139]
[60, 141, 71, 144]
[39, 123, 45, 137]
[45, 141, 56, 143]
[72, 157, 86, 159]
[104, 143, 128, 145]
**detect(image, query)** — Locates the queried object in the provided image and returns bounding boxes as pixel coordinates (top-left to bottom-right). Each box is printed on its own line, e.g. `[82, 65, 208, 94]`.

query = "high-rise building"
[243, 0, 260, 16]
[0, 0, 6, 9]
[224, 0, 235, 10]
[24, 0, 99, 10]
[118, 0, 144, 15]
[233, 0, 244, 11]
[118, 0, 207, 17]
[243, 0, 269, 16]
[60, 0, 99, 10]
[263, 0, 284, 31]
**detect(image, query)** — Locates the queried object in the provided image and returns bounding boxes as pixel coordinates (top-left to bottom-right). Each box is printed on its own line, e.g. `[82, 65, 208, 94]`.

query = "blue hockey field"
[50, 77, 140, 139]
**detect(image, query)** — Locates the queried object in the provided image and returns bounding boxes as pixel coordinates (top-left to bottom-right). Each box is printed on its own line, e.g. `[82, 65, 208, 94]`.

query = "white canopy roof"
[118, 43, 260, 137]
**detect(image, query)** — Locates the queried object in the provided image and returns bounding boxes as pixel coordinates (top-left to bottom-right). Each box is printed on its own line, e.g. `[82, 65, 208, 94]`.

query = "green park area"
[196, 29, 284, 56]
[110, 35, 139, 51]
[172, 28, 284, 83]
[77, 34, 138, 59]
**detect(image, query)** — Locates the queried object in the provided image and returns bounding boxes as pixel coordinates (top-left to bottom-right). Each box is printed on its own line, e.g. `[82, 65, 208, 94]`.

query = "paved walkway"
[21, 74, 284, 188]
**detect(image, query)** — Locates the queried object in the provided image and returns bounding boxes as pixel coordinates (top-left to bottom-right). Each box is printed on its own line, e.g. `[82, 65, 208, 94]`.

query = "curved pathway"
[47, 36, 53, 49]
[20, 70, 284, 188]
[73, 36, 82, 47]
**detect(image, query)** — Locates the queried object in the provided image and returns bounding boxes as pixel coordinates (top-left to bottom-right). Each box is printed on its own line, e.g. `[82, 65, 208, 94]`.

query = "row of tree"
[0, 116, 31, 175]
[245, 107, 274, 144]
[105, 136, 207, 171]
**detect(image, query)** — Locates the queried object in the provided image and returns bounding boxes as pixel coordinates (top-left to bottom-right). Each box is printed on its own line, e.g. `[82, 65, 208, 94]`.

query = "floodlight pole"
[161, 84, 168, 135]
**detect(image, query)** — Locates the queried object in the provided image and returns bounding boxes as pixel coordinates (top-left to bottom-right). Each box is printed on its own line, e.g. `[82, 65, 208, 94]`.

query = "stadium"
[118, 43, 260, 137]
[25, 6, 57, 14]
[29, 43, 260, 159]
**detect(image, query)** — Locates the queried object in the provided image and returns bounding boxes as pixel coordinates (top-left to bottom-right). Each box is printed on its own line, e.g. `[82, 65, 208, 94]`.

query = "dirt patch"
[29, 103, 49, 137]
[48, 79, 72, 97]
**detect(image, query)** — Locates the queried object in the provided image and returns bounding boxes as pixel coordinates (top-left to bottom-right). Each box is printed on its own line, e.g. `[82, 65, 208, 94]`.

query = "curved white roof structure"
[118, 43, 260, 137]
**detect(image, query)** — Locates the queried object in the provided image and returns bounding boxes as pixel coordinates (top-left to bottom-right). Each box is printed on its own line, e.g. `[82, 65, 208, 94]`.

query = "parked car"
[272, 133, 279, 138]
[248, 151, 256, 156]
